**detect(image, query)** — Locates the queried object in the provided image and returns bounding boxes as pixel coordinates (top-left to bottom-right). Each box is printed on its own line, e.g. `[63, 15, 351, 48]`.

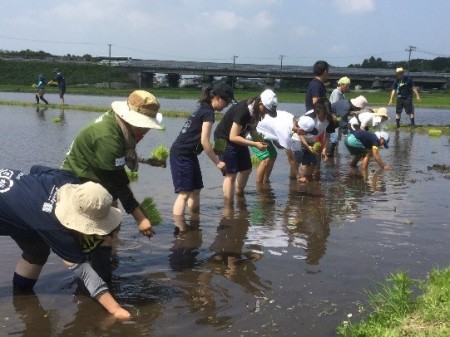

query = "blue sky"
[1, 0, 449, 67]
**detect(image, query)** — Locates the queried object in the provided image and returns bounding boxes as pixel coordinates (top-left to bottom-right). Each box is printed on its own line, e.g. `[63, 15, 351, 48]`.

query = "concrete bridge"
[115, 59, 450, 90]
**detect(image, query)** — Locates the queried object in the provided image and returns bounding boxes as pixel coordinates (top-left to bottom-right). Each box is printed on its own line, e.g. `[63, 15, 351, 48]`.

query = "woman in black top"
[170, 83, 234, 219]
[214, 89, 278, 205]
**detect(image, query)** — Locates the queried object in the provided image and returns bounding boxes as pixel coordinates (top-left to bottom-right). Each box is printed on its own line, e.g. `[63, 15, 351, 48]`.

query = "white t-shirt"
[349, 112, 387, 130]
[292, 109, 330, 143]
[256, 110, 295, 149]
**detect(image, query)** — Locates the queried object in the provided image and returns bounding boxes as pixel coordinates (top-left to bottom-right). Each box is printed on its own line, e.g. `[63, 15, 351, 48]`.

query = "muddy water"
[0, 106, 449, 337]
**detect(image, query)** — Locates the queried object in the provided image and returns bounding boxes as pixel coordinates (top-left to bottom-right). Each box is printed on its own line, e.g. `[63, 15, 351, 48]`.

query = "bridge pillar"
[138, 72, 154, 88]
[167, 73, 180, 88]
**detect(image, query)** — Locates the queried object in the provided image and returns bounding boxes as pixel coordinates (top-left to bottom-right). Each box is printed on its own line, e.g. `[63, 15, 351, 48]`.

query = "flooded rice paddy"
[0, 103, 449, 337]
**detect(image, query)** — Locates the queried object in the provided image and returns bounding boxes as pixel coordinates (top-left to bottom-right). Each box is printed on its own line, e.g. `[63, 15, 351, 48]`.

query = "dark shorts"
[220, 141, 252, 174]
[396, 97, 414, 115]
[170, 153, 204, 193]
[12, 235, 50, 265]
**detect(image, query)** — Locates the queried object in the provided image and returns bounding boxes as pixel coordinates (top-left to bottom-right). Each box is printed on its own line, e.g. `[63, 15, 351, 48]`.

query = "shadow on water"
[1, 105, 450, 336]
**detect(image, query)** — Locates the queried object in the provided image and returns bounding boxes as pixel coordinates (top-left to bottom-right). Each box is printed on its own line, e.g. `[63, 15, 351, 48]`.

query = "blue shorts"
[220, 142, 252, 174]
[291, 141, 318, 166]
[170, 153, 204, 193]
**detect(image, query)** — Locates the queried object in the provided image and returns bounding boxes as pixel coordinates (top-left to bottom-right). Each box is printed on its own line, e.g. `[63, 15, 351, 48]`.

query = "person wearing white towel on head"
[349, 107, 389, 131]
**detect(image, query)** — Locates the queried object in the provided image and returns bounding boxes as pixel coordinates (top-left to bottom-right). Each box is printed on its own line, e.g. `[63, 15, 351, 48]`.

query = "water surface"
[0, 106, 449, 337]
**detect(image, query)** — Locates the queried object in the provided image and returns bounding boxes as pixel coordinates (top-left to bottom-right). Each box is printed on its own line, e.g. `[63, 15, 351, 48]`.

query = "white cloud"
[294, 26, 314, 38]
[209, 10, 242, 30]
[332, 0, 375, 14]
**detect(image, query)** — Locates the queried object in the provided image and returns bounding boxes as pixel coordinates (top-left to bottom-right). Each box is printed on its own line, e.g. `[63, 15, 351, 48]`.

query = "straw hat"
[373, 107, 389, 118]
[112, 90, 163, 129]
[55, 182, 122, 236]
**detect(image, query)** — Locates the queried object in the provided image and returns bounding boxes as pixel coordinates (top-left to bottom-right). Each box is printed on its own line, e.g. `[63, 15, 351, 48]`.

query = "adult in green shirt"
[61, 90, 164, 281]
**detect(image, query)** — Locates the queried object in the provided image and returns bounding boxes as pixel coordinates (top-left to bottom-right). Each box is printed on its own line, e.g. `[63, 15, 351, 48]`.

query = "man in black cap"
[50, 68, 66, 105]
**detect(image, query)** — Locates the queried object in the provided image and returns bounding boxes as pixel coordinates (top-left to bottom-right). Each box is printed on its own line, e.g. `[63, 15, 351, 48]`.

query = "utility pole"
[108, 43, 112, 89]
[232, 55, 238, 90]
[279, 55, 284, 88]
[405, 45, 416, 71]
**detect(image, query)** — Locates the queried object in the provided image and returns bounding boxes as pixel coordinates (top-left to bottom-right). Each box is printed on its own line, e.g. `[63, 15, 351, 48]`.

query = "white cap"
[260, 89, 278, 117]
[297, 116, 318, 135]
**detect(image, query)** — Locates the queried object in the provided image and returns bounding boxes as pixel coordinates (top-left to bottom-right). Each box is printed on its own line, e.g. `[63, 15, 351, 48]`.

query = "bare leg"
[187, 189, 201, 214]
[361, 154, 371, 170]
[255, 158, 269, 183]
[223, 173, 237, 205]
[263, 158, 276, 182]
[236, 169, 251, 195]
[173, 191, 191, 216]
[286, 149, 298, 179]
[15, 258, 43, 280]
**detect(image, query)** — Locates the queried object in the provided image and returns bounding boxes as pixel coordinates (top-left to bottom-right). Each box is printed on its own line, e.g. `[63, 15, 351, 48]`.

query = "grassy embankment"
[337, 268, 450, 337]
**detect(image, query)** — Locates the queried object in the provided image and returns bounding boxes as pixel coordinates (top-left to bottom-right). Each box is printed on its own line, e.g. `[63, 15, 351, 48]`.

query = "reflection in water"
[284, 181, 331, 267]
[390, 130, 414, 183]
[9, 290, 156, 337]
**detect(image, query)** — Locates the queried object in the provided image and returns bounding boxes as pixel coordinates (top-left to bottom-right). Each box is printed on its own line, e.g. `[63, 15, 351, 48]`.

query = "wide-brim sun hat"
[373, 107, 389, 118]
[55, 182, 122, 236]
[350, 95, 368, 109]
[112, 90, 163, 130]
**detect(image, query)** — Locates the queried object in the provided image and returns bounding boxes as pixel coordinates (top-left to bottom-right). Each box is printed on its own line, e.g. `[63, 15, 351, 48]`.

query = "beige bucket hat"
[373, 107, 389, 118]
[55, 182, 122, 236]
[112, 90, 163, 130]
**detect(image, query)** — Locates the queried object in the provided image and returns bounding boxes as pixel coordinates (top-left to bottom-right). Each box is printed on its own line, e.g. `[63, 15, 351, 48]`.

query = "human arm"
[413, 86, 421, 101]
[230, 122, 267, 150]
[388, 89, 396, 105]
[95, 169, 154, 237]
[65, 261, 131, 320]
[370, 147, 391, 170]
[201, 121, 225, 171]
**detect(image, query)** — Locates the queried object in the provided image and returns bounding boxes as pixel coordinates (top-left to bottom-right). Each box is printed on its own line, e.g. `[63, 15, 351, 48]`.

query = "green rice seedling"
[213, 138, 227, 155]
[150, 146, 170, 162]
[252, 132, 266, 142]
[51, 117, 62, 123]
[140, 197, 162, 225]
[125, 168, 139, 182]
[312, 141, 322, 152]
[251, 154, 260, 166]
[428, 129, 442, 137]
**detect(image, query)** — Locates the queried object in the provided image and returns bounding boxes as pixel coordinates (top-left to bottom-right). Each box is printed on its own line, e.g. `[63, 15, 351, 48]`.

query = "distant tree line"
[2, 49, 450, 73]
[0, 49, 96, 62]
[348, 56, 450, 72]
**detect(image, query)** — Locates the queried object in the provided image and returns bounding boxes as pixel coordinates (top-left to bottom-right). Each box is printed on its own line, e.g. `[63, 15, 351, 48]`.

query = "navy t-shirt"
[305, 78, 327, 111]
[351, 130, 381, 149]
[392, 75, 414, 99]
[170, 102, 215, 156]
[0, 165, 85, 263]
[214, 100, 252, 140]
[54, 72, 66, 89]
